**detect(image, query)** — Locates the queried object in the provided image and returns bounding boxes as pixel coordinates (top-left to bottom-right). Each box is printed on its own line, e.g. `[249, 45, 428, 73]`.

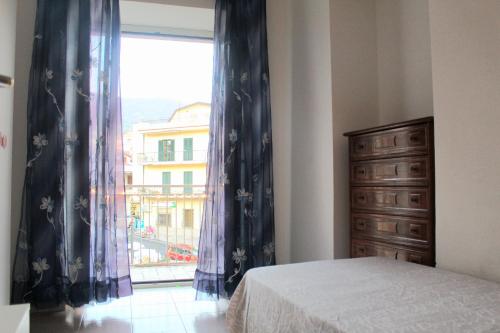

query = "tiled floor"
[30, 285, 229, 333]
[130, 265, 197, 283]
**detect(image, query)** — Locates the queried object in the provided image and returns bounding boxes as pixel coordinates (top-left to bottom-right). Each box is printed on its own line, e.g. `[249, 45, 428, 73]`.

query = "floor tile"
[84, 304, 132, 322]
[132, 288, 173, 305]
[31, 308, 83, 332]
[131, 303, 179, 318]
[168, 288, 197, 302]
[174, 301, 225, 315]
[132, 315, 186, 333]
[29, 286, 229, 333]
[80, 318, 133, 333]
[181, 313, 228, 333]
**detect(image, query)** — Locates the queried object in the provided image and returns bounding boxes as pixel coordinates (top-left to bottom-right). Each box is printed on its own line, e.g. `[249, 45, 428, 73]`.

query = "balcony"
[136, 150, 207, 165]
[126, 185, 205, 283]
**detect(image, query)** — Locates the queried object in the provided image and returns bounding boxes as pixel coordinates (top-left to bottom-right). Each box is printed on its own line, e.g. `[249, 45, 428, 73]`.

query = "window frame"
[158, 139, 175, 162]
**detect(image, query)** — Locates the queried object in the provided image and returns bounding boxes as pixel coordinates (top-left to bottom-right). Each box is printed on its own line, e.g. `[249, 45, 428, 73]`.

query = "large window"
[121, 31, 213, 282]
[158, 139, 175, 161]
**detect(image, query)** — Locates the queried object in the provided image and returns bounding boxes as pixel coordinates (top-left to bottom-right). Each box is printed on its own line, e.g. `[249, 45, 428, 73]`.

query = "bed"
[226, 257, 500, 333]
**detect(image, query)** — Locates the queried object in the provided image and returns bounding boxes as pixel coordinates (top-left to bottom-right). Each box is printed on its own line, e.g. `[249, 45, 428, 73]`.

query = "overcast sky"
[120, 36, 213, 105]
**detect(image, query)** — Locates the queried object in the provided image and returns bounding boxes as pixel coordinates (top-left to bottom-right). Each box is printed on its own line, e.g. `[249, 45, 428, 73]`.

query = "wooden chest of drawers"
[344, 117, 435, 266]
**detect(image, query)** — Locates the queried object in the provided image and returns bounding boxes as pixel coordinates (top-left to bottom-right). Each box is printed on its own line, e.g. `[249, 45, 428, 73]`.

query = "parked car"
[167, 244, 198, 263]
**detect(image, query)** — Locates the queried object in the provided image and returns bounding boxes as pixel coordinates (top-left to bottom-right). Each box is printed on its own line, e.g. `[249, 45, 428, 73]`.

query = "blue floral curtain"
[11, 0, 132, 308]
[194, 0, 275, 298]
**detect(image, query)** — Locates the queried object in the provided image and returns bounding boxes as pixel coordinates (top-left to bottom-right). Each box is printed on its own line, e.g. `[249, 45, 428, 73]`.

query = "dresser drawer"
[352, 187, 430, 217]
[351, 157, 430, 186]
[350, 124, 431, 160]
[351, 213, 431, 247]
[351, 239, 433, 265]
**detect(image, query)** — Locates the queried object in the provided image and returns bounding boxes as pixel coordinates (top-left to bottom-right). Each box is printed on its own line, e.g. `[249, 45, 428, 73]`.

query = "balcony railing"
[126, 185, 205, 281]
[136, 150, 207, 164]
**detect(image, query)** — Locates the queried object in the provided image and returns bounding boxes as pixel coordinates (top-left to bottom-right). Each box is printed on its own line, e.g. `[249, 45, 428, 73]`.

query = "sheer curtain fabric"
[11, 0, 132, 308]
[194, 0, 276, 299]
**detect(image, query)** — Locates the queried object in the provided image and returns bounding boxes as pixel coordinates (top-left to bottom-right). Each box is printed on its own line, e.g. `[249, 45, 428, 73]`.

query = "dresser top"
[343, 116, 434, 137]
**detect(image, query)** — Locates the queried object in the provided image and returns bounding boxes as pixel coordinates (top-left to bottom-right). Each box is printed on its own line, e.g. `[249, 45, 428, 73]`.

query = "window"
[184, 209, 194, 228]
[183, 138, 193, 161]
[120, 31, 213, 280]
[158, 139, 175, 161]
[162, 171, 171, 194]
[184, 171, 193, 194]
[158, 213, 172, 228]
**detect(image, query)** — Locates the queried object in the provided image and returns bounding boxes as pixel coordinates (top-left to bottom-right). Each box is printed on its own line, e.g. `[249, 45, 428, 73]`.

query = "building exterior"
[125, 102, 210, 265]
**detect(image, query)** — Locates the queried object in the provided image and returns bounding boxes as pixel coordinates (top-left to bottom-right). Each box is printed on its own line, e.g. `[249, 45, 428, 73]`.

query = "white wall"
[376, 0, 433, 123]
[127, 0, 214, 9]
[11, 0, 37, 271]
[330, 0, 379, 259]
[429, 0, 500, 282]
[0, 0, 17, 305]
[268, 0, 335, 264]
[267, 0, 293, 264]
[289, 0, 334, 262]
[121, 0, 214, 37]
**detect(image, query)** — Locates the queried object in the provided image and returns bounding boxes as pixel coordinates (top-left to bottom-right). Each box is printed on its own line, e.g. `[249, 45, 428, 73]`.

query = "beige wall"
[330, 0, 379, 259]
[121, 0, 214, 37]
[268, 0, 335, 264]
[376, 0, 433, 123]
[11, 0, 37, 271]
[429, 0, 500, 282]
[289, 0, 334, 262]
[267, 0, 293, 264]
[126, 0, 214, 9]
[0, 0, 17, 305]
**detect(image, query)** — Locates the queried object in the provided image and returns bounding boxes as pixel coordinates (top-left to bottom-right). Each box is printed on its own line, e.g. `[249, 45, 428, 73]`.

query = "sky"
[120, 36, 214, 105]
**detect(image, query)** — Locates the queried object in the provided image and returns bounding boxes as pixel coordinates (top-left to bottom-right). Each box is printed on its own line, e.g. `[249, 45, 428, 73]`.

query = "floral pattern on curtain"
[11, 0, 132, 308]
[194, 0, 275, 298]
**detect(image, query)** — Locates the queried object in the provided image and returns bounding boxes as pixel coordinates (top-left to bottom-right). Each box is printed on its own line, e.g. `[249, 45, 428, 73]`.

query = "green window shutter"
[184, 171, 193, 194]
[183, 138, 193, 161]
[167, 139, 175, 161]
[158, 140, 166, 161]
[162, 172, 171, 194]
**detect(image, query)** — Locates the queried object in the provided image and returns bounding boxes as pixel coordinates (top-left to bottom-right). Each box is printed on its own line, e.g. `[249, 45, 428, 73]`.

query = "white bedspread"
[226, 257, 500, 333]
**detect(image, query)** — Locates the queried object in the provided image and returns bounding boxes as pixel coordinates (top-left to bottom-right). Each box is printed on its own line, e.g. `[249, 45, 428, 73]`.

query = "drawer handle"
[356, 221, 366, 230]
[410, 196, 420, 203]
[409, 225, 420, 235]
[410, 165, 420, 172]
[357, 168, 366, 175]
[358, 195, 366, 201]
[358, 247, 366, 254]
[357, 143, 365, 150]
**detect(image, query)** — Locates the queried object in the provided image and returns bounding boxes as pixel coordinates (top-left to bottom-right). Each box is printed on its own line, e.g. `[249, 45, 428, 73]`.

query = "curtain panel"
[11, 0, 132, 308]
[194, 0, 275, 298]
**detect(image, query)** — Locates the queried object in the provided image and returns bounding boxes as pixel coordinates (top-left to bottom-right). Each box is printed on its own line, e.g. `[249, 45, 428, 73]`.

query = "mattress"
[226, 257, 500, 333]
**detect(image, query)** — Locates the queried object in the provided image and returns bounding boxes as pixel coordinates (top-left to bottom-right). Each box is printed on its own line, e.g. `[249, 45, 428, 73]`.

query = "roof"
[167, 102, 211, 122]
